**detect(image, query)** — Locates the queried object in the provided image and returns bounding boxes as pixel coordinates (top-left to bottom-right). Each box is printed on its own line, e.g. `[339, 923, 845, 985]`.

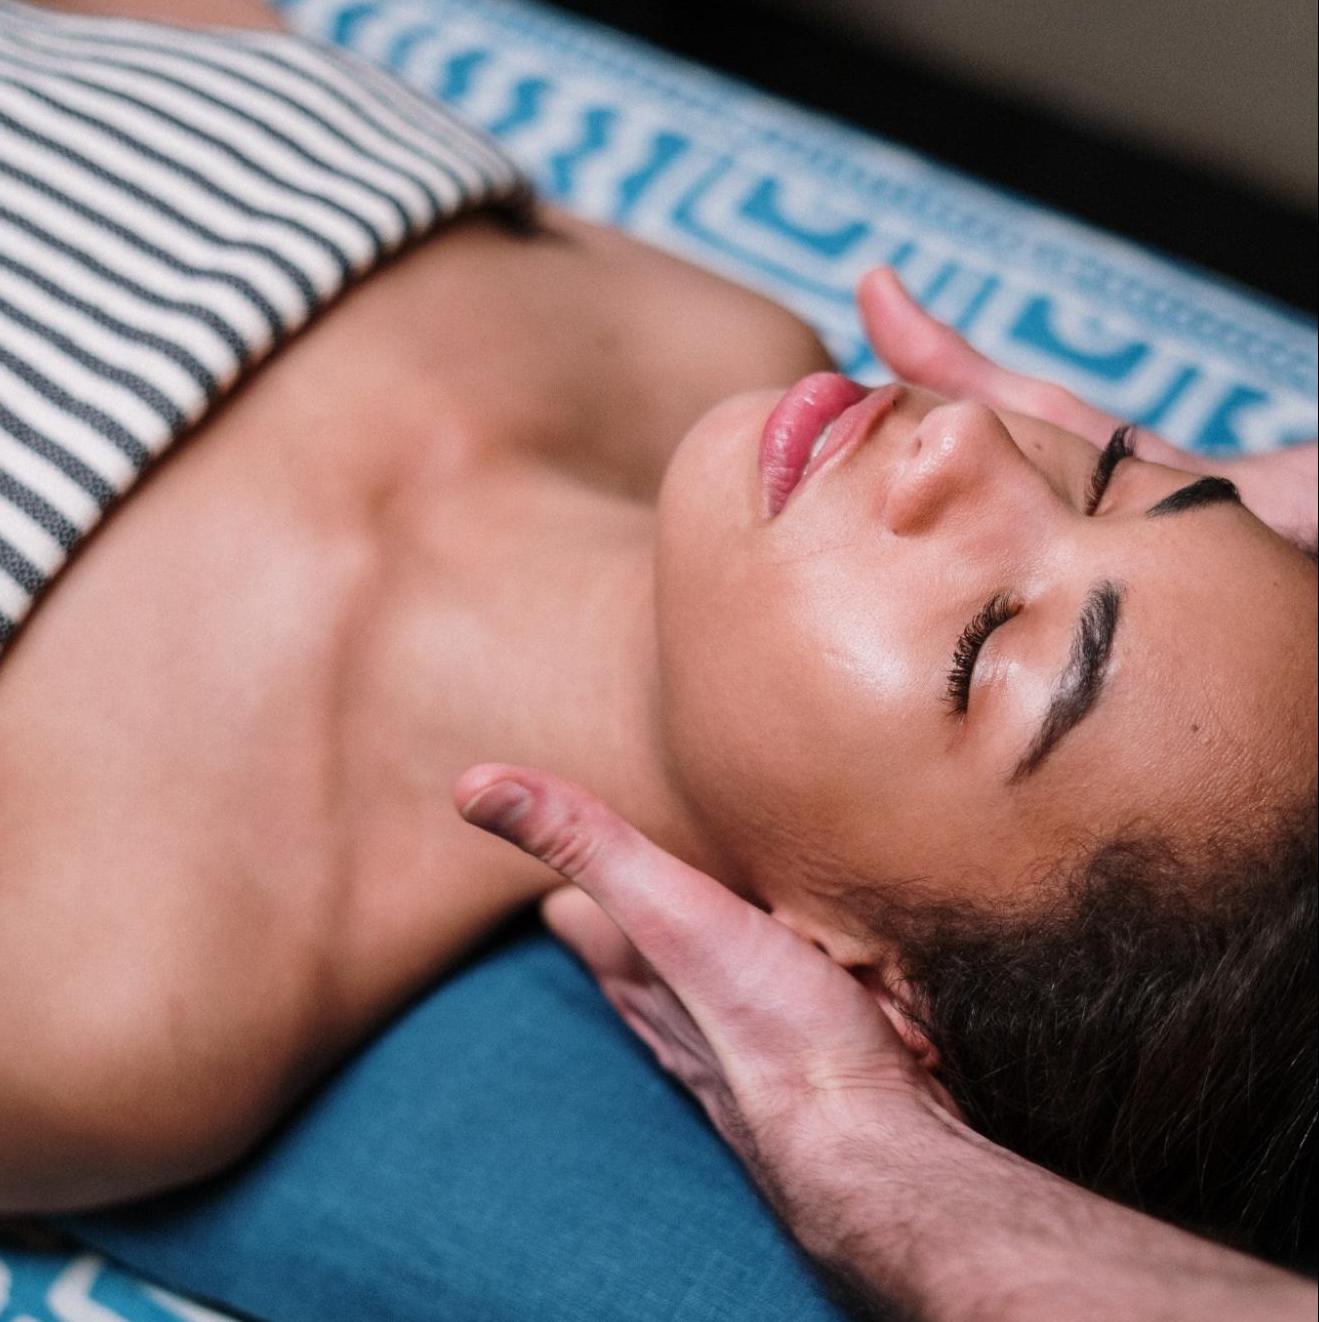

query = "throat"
[336, 461, 705, 900]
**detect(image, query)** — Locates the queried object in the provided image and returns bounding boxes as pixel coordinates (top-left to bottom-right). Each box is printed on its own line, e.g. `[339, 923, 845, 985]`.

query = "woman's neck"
[364, 457, 723, 892]
[482, 496, 721, 880]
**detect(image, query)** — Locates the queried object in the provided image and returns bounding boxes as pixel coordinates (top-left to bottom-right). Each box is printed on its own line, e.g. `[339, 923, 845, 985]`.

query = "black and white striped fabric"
[0, 0, 529, 656]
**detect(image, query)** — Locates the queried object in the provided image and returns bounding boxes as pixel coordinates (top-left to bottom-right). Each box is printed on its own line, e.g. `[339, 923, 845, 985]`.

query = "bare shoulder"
[30, 0, 287, 31]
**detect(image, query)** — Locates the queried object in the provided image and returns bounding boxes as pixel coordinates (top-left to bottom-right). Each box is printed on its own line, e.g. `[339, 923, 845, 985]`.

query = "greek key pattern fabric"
[0, 1243, 241, 1322]
[279, 0, 1317, 457]
[0, 0, 527, 656]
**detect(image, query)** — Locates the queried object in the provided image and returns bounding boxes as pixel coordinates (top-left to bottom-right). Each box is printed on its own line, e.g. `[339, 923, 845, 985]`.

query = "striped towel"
[0, 0, 528, 656]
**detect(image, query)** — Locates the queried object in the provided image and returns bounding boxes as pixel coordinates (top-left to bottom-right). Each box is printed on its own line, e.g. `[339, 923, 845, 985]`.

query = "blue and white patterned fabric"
[0, 1244, 239, 1322]
[5, 1, 1315, 1318]
[277, 0, 1316, 455]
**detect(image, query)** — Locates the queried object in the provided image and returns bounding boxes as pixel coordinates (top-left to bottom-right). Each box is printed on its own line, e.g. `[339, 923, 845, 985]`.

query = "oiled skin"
[0, 0, 835, 1211]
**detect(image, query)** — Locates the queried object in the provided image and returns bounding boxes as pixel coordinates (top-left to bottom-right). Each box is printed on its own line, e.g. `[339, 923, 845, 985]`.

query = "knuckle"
[905, 327, 949, 376]
[536, 806, 603, 881]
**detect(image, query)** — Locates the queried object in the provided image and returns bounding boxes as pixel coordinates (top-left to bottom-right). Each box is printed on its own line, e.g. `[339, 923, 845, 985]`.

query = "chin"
[655, 389, 778, 662]
[657, 387, 779, 545]
[657, 388, 846, 855]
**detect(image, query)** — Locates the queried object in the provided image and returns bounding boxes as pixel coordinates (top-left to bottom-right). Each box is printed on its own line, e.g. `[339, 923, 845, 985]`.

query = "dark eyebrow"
[1009, 581, 1123, 784]
[1146, 475, 1240, 518]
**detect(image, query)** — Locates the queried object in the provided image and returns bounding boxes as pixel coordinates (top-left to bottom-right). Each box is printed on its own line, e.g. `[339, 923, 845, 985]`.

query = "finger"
[858, 266, 1005, 399]
[458, 766, 935, 1115]
[540, 884, 644, 983]
[454, 763, 771, 995]
[858, 267, 1122, 446]
[541, 887, 706, 1074]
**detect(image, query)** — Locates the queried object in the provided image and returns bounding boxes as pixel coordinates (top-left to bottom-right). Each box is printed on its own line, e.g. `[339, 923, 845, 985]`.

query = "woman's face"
[655, 380, 1317, 939]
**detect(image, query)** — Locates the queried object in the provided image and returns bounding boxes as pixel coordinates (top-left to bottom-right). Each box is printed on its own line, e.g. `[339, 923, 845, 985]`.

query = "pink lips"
[759, 373, 904, 516]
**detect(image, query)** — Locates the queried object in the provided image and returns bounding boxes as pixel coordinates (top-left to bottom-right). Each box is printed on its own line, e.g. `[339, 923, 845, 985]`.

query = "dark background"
[545, 0, 1318, 316]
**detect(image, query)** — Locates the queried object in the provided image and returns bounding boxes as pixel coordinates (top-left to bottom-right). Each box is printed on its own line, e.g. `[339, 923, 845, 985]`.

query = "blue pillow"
[67, 920, 848, 1321]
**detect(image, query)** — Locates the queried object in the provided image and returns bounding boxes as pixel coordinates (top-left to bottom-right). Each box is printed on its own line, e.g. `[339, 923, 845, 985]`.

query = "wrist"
[771, 1098, 1314, 1322]
[765, 1088, 959, 1259]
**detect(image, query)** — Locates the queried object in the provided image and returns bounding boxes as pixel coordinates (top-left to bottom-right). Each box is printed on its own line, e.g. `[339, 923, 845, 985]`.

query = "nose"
[883, 401, 1044, 537]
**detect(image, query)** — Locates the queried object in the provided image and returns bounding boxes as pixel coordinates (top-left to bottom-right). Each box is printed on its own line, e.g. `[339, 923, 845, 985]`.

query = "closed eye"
[944, 591, 1019, 715]
[945, 425, 1135, 720]
[1085, 425, 1136, 514]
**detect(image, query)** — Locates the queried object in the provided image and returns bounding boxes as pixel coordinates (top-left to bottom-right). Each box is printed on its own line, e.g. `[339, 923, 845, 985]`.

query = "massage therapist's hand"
[453, 762, 951, 1198]
[859, 267, 1318, 547]
[455, 765, 1316, 1322]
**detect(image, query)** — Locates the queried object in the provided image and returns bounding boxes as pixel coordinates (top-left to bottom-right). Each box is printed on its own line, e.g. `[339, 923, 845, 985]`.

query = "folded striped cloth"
[0, 0, 528, 655]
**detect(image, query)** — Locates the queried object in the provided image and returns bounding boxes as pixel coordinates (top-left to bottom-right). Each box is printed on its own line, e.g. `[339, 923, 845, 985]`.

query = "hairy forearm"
[776, 1103, 1315, 1322]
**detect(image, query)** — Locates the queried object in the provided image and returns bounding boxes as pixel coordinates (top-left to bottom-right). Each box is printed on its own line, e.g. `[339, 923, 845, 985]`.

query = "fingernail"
[460, 781, 532, 837]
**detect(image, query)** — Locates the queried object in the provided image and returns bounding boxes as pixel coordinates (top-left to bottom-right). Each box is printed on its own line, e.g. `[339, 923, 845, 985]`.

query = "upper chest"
[0, 204, 829, 944]
[239, 206, 832, 515]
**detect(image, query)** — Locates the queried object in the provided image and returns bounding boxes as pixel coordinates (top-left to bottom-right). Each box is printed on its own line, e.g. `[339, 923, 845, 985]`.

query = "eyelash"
[944, 591, 1018, 714]
[944, 425, 1135, 716]
[1084, 424, 1136, 514]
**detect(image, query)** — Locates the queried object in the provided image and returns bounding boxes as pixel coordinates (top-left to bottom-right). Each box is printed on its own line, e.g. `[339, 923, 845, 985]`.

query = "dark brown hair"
[866, 802, 1317, 1272]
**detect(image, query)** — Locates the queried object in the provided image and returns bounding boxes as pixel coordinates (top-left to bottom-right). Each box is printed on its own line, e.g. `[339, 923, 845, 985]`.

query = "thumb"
[454, 762, 765, 995]
[859, 266, 1008, 402]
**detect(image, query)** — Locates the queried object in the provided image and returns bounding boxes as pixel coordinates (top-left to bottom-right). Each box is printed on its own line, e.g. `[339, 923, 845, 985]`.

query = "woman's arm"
[455, 765, 1317, 1322]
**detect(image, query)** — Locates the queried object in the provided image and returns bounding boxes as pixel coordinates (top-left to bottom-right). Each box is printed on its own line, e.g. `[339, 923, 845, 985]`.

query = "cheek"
[654, 401, 1019, 881]
[658, 547, 944, 879]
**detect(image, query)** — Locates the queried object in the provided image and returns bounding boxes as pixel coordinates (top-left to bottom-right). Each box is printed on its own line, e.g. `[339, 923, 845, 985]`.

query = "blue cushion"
[66, 921, 847, 1321]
